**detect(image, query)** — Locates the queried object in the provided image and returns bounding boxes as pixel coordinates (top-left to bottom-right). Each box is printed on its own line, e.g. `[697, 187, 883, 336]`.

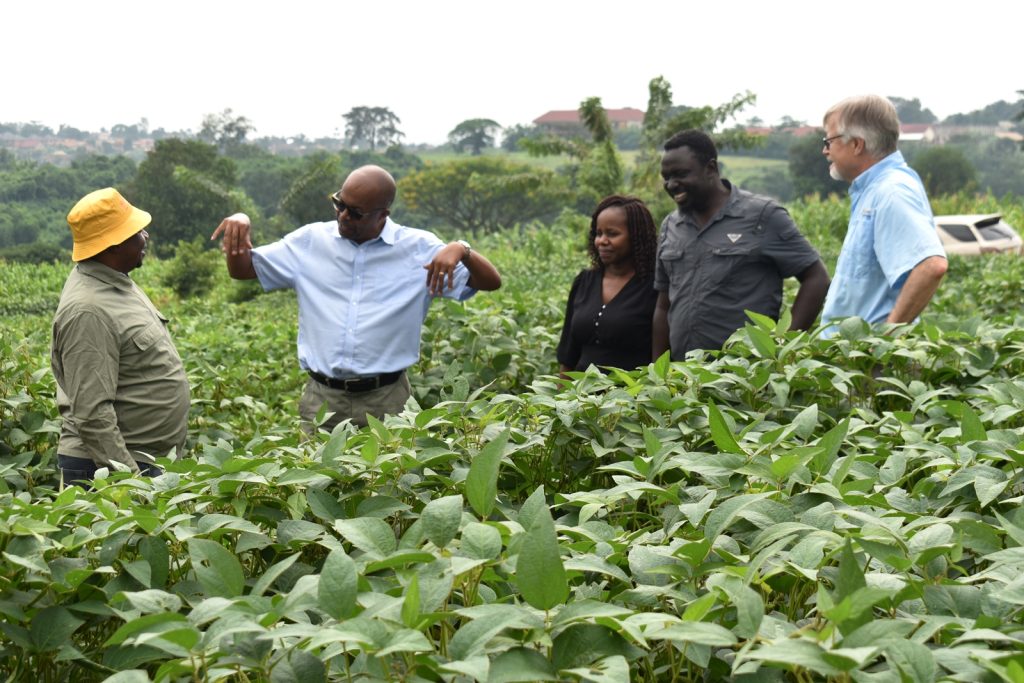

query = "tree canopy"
[343, 107, 404, 151]
[199, 109, 255, 152]
[399, 157, 569, 235]
[448, 119, 500, 155]
[910, 146, 977, 196]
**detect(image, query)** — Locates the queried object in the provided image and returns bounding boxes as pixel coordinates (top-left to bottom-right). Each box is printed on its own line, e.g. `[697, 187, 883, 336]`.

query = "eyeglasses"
[822, 134, 845, 150]
[328, 191, 388, 220]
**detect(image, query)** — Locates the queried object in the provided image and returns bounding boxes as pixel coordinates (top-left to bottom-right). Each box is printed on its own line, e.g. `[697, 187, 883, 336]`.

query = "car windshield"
[978, 220, 1016, 240]
[939, 224, 976, 242]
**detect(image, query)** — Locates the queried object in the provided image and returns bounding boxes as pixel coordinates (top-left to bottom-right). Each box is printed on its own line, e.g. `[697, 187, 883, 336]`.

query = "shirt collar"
[76, 259, 134, 290]
[342, 216, 397, 247]
[850, 150, 905, 195]
[378, 217, 398, 245]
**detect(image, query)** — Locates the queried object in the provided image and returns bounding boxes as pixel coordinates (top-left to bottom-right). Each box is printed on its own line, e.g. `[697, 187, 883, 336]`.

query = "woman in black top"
[557, 195, 659, 376]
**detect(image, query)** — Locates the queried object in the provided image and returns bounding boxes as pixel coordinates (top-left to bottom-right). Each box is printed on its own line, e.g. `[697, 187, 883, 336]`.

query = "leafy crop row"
[2, 196, 1024, 682]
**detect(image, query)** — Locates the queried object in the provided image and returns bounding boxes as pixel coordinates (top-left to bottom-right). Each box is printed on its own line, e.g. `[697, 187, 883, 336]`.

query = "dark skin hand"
[789, 260, 831, 331]
[424, 242, 502, 294]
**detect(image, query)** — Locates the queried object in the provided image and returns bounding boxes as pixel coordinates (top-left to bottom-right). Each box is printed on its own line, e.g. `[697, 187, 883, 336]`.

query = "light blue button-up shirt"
[252, 218, 475, 377]
[821, 151, 945, 329]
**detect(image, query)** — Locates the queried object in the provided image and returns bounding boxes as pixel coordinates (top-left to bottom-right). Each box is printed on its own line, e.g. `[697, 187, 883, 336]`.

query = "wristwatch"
[456, 239, 472, 262]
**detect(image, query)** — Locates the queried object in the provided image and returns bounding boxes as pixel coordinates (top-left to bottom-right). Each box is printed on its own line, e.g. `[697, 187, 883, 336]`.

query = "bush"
[0, 241, 68, 264]
[161, 238, 220, 299]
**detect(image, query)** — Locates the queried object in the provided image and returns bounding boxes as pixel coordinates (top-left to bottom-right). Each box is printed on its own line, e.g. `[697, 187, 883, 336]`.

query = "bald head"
[343, 165, 397, 209]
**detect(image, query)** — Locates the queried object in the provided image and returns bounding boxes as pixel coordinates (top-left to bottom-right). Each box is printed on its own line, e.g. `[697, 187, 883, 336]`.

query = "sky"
[5, 0, 1021, 145]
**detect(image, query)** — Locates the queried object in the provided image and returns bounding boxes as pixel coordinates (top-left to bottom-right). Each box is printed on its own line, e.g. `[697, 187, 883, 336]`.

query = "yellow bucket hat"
[67, 188, 152, 262]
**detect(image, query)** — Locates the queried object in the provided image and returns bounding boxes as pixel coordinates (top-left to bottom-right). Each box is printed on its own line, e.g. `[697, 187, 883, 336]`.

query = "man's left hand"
[424, 243, 466, 296]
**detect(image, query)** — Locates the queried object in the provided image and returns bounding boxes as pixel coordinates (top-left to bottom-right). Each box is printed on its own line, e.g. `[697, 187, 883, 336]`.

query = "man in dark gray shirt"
[51, 188, 190, 486]
[653, 129, 830, 359]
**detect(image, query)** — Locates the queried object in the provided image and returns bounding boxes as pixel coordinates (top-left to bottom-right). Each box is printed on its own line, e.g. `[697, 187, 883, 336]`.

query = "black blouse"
[556, 269, 659, 372]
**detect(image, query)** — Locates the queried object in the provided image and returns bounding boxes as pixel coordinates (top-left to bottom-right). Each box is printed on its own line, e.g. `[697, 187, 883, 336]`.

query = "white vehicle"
[934, 214, 1023, 256]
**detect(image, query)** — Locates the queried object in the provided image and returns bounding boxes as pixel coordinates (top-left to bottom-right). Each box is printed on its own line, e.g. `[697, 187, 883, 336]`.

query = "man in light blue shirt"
[212, 165, 501, 429]
[820, 95, 947, 333]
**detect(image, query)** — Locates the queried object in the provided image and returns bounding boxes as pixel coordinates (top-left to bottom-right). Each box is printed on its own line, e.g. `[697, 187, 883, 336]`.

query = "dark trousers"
[58, 454, 162, 488]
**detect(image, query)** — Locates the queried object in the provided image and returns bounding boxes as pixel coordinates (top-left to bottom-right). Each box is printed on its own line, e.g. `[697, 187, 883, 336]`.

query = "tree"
[519, 97, 625, 210]
[198, 108, 256, 156]
[343, 107, 404, 151]
[889, 96, 937, 124]
[399, 157, 570, 235]
[447, 118, 500, 155]
[911, 146, 977, 196]
[630, 77, 758, 205]
[501, 124, 539, 151]
[129, 139, 251, 252]
[1015, 89, 1024, 149]
[788, 132, 846, 198]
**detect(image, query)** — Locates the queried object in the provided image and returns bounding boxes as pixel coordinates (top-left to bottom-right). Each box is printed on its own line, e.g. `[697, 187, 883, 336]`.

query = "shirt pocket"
[707, 244, 758, 285]
[123, 323, 170, 380]
[844, 210, 877, 279]
[659, 247, 686, 282]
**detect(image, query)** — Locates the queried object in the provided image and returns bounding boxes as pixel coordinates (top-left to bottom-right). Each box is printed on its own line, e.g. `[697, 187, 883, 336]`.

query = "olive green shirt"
[51, 260, 190, 471]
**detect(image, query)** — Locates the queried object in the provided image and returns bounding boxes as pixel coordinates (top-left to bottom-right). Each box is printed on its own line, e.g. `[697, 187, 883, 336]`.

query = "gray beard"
[829, 164, 845, 182]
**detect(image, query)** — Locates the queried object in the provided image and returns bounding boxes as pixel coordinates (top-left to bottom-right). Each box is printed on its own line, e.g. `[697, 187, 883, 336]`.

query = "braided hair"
[587, 195, 659, 282]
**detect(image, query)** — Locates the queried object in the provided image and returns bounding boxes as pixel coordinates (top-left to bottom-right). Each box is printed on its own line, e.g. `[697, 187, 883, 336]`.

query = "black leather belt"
[308, 369, 403, 393]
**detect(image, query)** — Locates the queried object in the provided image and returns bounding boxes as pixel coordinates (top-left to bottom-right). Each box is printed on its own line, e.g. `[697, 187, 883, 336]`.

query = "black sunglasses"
[822, 134, 845, 150]
[328, 191, 388, 221]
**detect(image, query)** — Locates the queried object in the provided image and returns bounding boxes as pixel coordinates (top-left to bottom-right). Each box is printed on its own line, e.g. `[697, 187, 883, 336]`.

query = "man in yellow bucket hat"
[50, 188, 190, 486]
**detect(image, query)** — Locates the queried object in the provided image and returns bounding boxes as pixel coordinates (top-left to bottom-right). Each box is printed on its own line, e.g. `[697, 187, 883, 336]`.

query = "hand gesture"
[211, 213, 252, 256]
[423, 243, 465, 296]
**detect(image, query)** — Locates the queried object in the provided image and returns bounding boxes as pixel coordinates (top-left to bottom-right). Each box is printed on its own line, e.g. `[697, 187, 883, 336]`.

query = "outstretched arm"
[211, 213, 258, 280]
[887, 255, 948, 323]
[789, 260, 831, 331]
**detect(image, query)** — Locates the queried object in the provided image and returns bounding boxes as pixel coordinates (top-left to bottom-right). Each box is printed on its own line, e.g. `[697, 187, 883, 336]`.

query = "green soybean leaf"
[834, 539, 866, 601]
[703, 492, 774, 542]
[402, 574, 420, 629]
[707, 402, 743, 455]
[102, 672, 152, 683]
[885, 639, 937, 683]
[449, 610, 526, 661]
[792, 404, 819, 439]
[960, 403, 987, 442]
[334, 517, 397, 556]
[648, 621, 738, 647]
[515, 502, 568, 611]
[744, 639, 842, 676]
[563, 655, 631, 683]
[552, 624, 640, 670]
[517, 485, 547, 531]
[488, 647, 559, 682]
[270, 648, 326, 683]
[318, 548, 358, 620]
[422, 494, 463, 548]
[461, 522, 503, 561]
[188, 539, 244, 598]
[252, 554, 301, 598]
[811, 417, 848, 475]
[138, 536, 169, 588]
[29, 606, 84, 653]
[746, 325, 778, 359]
[465, 428, 509, 518]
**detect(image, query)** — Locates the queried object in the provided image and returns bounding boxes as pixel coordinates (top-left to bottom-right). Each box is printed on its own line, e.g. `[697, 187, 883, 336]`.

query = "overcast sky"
[5, 0, 1021, 145]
